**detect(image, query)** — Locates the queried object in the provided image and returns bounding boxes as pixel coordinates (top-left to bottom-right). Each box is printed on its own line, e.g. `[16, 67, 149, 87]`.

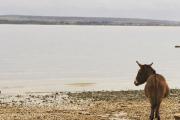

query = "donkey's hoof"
[155, 115, 160, 120]
[149, 116, 154, 120]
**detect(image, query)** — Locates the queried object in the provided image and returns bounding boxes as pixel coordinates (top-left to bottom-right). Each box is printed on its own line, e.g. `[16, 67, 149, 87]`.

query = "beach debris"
[109, 112, 128, 120]
[0, 90, 179, 119]
[174, 113, 180, 120]
[54, 92, 59, 100]
[175, 45, 180, 48]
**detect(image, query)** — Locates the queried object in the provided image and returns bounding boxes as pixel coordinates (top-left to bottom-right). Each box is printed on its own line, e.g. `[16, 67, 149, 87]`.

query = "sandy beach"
[0, 89, 179, 120]
[0, 25, 180, 120]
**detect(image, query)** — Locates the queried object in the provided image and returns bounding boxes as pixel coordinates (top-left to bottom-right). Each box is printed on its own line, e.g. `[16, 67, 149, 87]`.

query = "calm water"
[0, 25, 180, 92]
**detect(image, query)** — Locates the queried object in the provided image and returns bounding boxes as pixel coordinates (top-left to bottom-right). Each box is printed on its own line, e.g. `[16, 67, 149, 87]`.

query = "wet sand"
[0, 89, 179, 120]
[65, 83, 96, 87]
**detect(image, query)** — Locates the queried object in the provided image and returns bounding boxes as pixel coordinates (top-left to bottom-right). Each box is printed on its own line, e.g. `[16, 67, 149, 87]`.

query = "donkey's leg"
[149, 97, 157, 120]
[149, 105, 155, 120]
[155, 102, 161, 120]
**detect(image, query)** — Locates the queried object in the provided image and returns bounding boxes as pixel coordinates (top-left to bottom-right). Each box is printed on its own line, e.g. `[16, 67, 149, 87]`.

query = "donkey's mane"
[149, 65, 156, 74]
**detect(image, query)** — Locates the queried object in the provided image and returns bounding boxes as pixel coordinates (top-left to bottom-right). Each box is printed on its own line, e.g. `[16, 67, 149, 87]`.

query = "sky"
[0, 0, 180, 21]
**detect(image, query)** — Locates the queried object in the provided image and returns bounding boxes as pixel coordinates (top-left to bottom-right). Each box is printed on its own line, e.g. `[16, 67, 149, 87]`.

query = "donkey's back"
[145, 74, 169, 99]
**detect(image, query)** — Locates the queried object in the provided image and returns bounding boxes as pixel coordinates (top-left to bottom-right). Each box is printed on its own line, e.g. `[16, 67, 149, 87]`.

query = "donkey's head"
[134, 61, 156, 86]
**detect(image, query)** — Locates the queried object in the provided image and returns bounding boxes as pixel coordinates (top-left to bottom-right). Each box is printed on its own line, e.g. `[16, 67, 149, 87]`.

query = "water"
[0, 25, 180, 93]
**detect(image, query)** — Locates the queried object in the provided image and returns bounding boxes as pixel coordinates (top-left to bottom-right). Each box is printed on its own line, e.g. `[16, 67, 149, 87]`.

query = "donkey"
[134, 61, 169, 120]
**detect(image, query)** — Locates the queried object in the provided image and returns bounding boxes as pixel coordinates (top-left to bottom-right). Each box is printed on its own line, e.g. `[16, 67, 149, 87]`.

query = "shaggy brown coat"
[134, 61, 169, 120]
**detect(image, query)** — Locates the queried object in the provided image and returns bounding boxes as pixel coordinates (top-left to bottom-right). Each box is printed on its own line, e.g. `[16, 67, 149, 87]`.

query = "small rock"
[174, 113, 180, 120]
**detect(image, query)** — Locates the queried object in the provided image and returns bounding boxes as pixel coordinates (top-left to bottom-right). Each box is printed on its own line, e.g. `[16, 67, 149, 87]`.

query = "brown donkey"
[134, 61, 169, 120]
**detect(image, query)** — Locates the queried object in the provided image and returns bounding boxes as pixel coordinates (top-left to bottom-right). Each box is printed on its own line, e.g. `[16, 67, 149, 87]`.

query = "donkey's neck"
[146, 69, 156, 81]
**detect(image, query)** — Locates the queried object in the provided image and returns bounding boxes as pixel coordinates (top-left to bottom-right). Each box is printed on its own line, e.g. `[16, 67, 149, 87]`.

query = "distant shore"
[0, 89, 179, 120]
[1, 15, 180, 26]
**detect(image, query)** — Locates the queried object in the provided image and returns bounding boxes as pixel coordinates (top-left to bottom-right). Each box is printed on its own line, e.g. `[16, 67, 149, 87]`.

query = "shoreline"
[0, 79, 145, 94]
[0, 89, 179, 120]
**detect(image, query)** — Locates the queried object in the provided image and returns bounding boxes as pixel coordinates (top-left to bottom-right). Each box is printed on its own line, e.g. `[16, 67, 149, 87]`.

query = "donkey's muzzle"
[134, 80, 139, 86]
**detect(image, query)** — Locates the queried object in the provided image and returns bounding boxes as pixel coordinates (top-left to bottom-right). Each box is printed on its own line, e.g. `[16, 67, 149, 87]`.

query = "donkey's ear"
[136, 61, 142, 67]
[149, 62, 153, 66]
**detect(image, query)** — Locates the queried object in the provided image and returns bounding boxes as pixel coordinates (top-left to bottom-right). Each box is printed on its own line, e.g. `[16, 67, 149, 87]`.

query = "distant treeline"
[1, 15, 180, 26]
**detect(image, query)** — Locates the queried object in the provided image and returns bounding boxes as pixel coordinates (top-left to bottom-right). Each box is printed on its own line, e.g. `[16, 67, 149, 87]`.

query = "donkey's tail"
[151, 95, 158, 109]
[151, 74, 158, 109]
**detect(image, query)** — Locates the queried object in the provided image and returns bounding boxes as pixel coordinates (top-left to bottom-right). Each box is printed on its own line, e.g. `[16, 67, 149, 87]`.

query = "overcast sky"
[0, 0, 180, 21]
